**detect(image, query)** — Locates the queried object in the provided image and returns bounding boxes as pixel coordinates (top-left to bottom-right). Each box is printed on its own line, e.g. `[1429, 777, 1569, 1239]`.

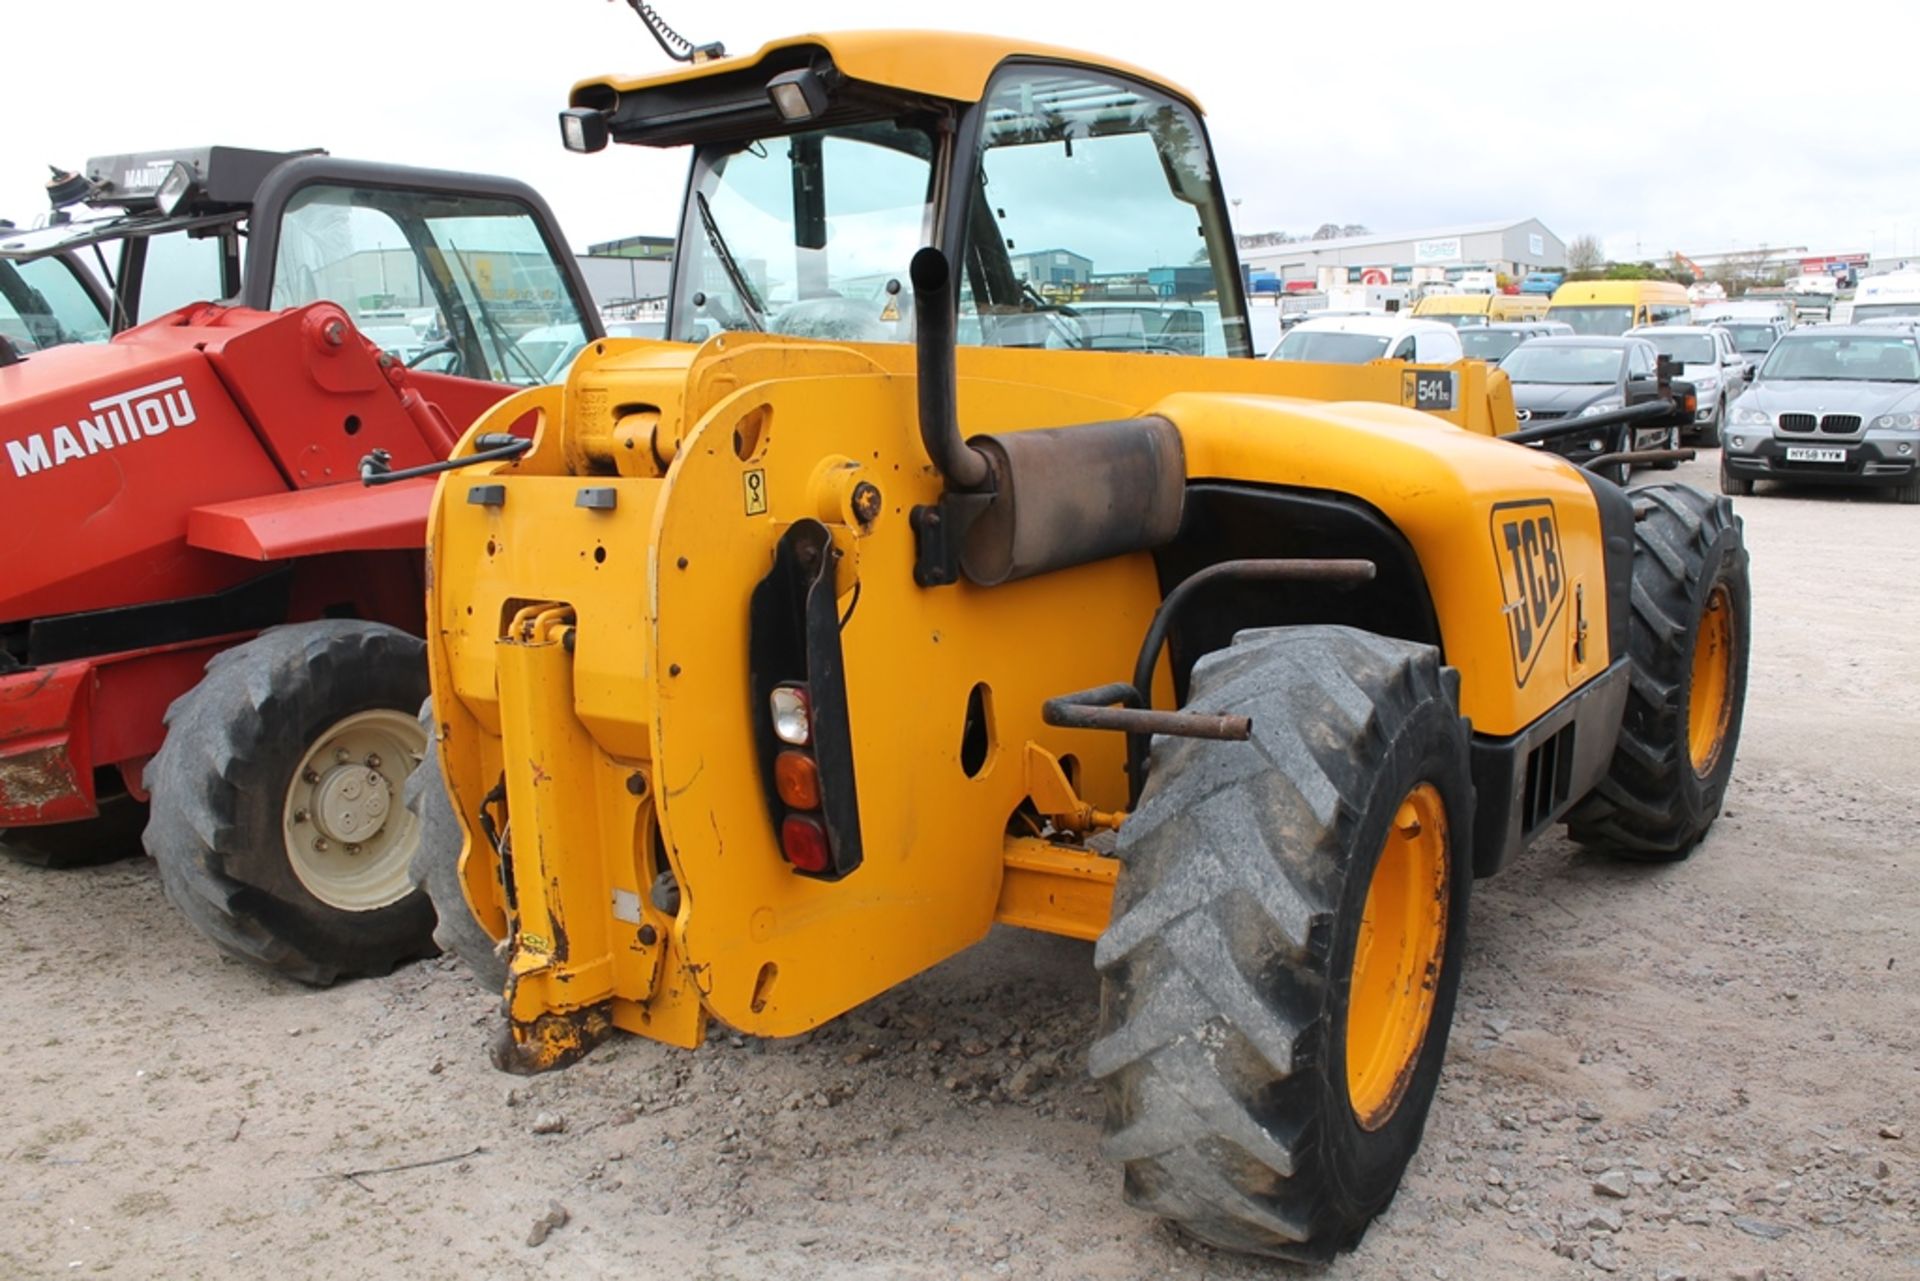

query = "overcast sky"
[10, 1, 1919, 264]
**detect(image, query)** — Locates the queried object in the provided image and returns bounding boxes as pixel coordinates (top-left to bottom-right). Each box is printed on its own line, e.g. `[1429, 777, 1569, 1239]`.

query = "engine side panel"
[1162, 391, 1614, 734]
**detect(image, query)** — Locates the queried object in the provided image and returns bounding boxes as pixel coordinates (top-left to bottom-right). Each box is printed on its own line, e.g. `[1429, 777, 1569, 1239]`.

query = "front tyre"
[1091, 626, 1474, 1262]
[1568, 485, 1750, 859]
[144, 621, 436, 984]
[1695, 399, 1723, 449]
[404, 699, 509, 992]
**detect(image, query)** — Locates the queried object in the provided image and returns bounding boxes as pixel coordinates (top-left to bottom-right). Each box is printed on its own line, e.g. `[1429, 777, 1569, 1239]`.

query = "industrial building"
[1242, 219, 1565, 290]
[576, 234, 674, 311]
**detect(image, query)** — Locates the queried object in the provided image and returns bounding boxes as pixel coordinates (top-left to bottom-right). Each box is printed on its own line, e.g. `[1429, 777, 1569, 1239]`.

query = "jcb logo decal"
[1491, 499, 1565, 687]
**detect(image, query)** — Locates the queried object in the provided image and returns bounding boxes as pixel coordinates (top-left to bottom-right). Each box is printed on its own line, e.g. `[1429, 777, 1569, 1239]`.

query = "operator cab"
[1, 146, 596, 386]
[564, 34, 1255, 358]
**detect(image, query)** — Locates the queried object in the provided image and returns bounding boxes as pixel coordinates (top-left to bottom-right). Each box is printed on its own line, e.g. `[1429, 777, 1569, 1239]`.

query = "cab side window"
[136, 229, 225, 321]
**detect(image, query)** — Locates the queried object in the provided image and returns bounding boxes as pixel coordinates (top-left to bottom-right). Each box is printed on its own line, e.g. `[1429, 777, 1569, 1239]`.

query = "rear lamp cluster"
[769, 683, 829, 873]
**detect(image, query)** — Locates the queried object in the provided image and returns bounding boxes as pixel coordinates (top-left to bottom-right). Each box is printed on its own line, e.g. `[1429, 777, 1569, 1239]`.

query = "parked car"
[1276, 307, 1373, 333]
[1498, 336, 1693, 481]
[538, 317, 668, 382]
[1787, 273, 1839, 300]
[1458, 321, 1571, 364]
[1266, 314, 1463, 363]
[1627, 323, 1751, 445]
[1720, 325, 1920, 503]
[1714, 319, 1788, 373]
[1061, 300, 1223, 356]
[1695, 298, 1795, 328]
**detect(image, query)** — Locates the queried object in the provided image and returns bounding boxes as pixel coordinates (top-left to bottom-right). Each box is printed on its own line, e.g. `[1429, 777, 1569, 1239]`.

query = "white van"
[1266, 314, 1464, 364]
[1850, 271, 1920, 324]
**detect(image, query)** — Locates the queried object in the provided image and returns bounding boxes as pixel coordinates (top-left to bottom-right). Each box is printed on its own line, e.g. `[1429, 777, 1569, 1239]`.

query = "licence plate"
[1785, 446, 1846, 463]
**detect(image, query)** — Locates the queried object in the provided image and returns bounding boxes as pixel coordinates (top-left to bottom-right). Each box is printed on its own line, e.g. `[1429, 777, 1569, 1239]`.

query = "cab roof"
[572, 29, 1203, 117]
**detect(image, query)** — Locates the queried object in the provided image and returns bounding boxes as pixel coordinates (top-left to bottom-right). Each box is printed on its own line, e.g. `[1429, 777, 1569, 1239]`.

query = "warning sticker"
[743, 468, 769, 516]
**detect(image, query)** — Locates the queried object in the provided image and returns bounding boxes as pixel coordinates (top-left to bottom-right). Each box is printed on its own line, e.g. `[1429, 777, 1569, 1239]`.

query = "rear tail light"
[781, 814, 831, 873]
[770, 684, 812, 745]
[775, 751, 822, 810]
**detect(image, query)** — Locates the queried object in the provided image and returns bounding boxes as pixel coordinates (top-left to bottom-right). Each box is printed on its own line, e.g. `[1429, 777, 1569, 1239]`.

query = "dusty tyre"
[1654, 423, 1682, 470]
[1567, 485, 1750, 860]
[1695, 402, 1722, 449]
[144, 620, 436, 984]
[405, 699, 508, 992]
[1091, 626, 1475, 1262]
[1, 794, 148, 868]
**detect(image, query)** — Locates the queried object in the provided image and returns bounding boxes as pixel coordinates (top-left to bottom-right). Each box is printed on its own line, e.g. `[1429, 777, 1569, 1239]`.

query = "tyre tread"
[1092, 626, 1470, 1261]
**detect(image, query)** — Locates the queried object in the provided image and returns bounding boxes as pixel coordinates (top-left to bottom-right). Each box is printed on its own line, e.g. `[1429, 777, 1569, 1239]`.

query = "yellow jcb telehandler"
[400, 20, 1750, 1261]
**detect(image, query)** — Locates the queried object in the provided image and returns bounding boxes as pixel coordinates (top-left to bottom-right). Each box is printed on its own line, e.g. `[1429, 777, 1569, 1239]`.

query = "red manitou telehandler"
[0, 145, 601, 982]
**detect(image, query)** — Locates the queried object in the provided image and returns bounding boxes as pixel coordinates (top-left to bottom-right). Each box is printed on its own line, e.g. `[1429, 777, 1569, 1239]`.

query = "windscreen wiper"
[693, 191, 766, 331]
[445, 239, 549, 383]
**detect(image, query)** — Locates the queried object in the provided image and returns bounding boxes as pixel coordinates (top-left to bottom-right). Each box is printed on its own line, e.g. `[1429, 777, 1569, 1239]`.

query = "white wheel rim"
[281, 708, 427, 911]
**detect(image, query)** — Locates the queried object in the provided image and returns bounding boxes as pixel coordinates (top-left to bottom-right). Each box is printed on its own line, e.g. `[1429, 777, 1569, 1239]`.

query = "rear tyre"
[1091, 626, 1474, 1262]
[405, 699, 508, 992]
[1, 793, 148, 869]
[1567, 485, 1750, 860]
[144, 621, 436, 985]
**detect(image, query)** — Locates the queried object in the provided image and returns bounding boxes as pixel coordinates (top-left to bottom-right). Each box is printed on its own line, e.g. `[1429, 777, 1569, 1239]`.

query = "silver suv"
[1721, 326, 1920, 503]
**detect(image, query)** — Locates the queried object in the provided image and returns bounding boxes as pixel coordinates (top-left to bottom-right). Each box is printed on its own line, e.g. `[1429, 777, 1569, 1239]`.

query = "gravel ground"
[3, 451, 1917, 1280]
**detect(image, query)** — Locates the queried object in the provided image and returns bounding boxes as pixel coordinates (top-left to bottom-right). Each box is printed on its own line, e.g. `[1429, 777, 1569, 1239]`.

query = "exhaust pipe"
[909, 247, 990, 492]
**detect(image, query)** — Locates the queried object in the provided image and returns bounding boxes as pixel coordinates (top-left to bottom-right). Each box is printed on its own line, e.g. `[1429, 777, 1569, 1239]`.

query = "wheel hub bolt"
[293, 809, 309, 824]
[313, 837, 329, 851]
[304, 769, 321, 784]
[366, 754, 382, 769]
[346, 843, 362, 855]
[335, 748, 351, 763]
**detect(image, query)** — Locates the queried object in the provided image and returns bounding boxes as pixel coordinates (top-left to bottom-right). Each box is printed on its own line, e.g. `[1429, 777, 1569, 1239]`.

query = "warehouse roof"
[1243, 219, 1550, 258]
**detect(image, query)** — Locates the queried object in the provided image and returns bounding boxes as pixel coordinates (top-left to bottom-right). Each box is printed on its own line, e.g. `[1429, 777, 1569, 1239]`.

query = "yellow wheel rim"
[1346, 783, 1449, 1131]
[1688, 585, 1735, 776]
